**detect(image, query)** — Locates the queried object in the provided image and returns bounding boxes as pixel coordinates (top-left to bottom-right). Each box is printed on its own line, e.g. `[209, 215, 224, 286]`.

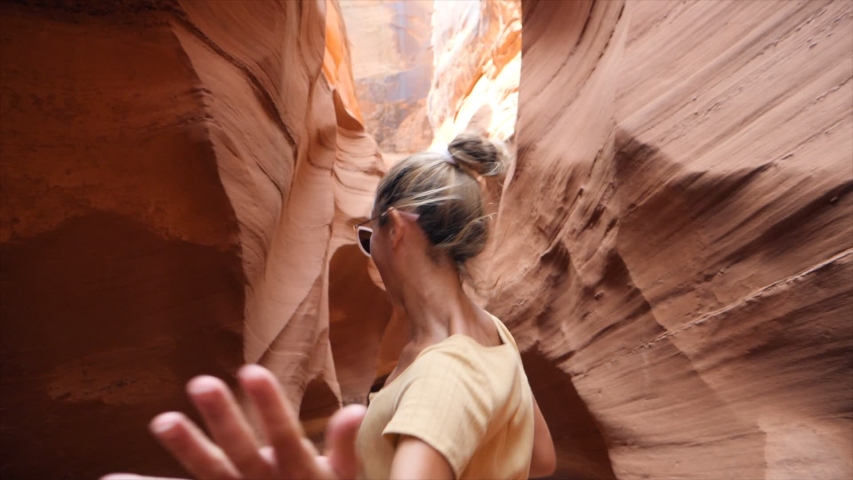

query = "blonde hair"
[374, 133, 508, 264]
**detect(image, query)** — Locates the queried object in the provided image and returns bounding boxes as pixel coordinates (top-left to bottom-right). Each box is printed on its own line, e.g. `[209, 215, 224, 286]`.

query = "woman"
[104, 134, 556, 480]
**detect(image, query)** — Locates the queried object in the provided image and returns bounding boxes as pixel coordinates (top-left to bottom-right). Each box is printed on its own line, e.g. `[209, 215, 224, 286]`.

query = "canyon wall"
[0, 0, 386, 477]
[1, 0, 851, 479]
[478, 1, 852, 478]
[340, 0, 434, 154]
[340, 0, 521, 154]
[427, 0, 521, 146]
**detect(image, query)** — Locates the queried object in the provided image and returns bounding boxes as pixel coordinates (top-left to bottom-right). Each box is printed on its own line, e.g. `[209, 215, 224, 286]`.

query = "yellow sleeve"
[382, 347, 493, 478]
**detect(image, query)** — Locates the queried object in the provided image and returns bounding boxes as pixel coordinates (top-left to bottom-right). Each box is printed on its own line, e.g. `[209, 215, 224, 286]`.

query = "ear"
[385, 209, 406, 249]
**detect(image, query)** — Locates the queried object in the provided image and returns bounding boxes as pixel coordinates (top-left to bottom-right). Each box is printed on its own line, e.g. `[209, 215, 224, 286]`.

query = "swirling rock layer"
[0, 0, 385, 477]
[480, 1, 852, 478]
[340, 0, 434, 154]
[428, 0, 521, 145]
[1, 1, 851, 479]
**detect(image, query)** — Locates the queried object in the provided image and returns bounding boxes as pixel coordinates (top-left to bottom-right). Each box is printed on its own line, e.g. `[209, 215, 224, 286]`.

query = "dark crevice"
[327, 245, 394, 405]
[522, 349, 617, 480]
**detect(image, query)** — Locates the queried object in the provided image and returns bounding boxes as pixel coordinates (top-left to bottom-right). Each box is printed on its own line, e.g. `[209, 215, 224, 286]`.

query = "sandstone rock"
[0, 0, 386, 477]
[341, 0, 434, 154]
[477, 1, 853, 478]
[323, 0, 393, 413]
[428, 0, 521, 146]
[2, 0, 851, 479]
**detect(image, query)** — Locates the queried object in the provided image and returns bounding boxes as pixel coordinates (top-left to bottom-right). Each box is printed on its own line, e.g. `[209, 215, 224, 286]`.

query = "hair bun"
[447, 133, 507, 178]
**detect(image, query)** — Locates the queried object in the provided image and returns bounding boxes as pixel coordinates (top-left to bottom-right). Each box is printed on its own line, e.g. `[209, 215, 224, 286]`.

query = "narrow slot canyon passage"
[329, 2, 617, 478]
[0, 0, 850, 479]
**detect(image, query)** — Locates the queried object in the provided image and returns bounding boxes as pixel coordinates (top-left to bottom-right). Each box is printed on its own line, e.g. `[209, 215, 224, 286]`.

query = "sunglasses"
[353, 212, 383, 257]
[352, 207, 420, 257]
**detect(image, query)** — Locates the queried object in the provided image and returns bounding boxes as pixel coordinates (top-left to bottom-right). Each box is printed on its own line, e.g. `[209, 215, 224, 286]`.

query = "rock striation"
[339, 0, 434, 154]
[1, 0, 851, 479]
[476, 1, 853, 478]
[427, 0, 521, 146]
[0, 0, 386, 477]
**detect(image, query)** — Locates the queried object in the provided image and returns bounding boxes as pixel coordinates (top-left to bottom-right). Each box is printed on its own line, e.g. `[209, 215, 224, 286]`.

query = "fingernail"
[187, 376, 219, 396]
[150, 412, 181, 434]
[238, 364, 267, 379]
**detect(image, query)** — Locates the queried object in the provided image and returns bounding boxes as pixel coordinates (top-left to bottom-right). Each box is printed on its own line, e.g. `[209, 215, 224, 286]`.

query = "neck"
[396, 257, 476, 344]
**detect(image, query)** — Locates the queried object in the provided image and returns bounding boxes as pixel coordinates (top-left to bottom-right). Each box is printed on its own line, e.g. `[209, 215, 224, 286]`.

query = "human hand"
[102, 365, 366, 480]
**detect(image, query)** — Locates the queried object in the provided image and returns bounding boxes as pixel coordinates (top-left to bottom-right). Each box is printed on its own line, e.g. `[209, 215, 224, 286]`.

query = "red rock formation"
[428, 0, 521, 146]
[2, 0, 851, 479]
[477, 1, 852, 478]
[0, 0, 386, 477]
[322, 0, 394, 411]
[340, 0, 434, 154]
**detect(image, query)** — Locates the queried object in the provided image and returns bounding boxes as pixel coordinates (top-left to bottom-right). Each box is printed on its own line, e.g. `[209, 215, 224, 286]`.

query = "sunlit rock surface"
[0, 0, 385, 477]
[341, 0, 521, 153]
[476, 1, 852, 479]
[1, 0, 851, 479]
[428, 0, 521, 146]
[322, 0, 394, 411]
[340, 0, 434, 154]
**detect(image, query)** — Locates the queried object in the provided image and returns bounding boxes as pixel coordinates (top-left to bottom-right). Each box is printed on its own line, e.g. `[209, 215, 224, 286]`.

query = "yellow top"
[356, 314, 534, 479]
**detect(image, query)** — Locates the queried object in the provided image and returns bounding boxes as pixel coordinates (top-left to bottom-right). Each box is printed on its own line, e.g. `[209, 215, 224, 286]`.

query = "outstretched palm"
[102, 365, 366, 480]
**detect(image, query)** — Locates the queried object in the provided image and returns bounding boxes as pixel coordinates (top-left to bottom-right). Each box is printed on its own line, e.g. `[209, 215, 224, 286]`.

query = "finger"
[149, 412, 240, 480]
[324, 404, 367, 480]
[258, 445, 276, 465]
[256, 443, 317, 471]
[302, 437, 320, 457]
[101, 475, 187, 480]
[238, 365, 317, 478]
[187, 376, 276, 479]
[314, 455, 332, 473]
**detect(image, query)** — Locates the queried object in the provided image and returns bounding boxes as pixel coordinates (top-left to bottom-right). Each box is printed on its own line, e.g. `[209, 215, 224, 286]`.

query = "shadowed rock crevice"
[327, 245, 393, 405]
[0, 213, 244, 479]
[299, 375, 341, 445]
[0, 1, 384, 478]
[522, 349, 616, 480]
[2, 0, 852, 478]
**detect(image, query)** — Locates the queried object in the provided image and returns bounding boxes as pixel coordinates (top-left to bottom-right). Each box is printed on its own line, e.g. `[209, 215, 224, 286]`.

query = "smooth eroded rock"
[477, 1, 852, 478]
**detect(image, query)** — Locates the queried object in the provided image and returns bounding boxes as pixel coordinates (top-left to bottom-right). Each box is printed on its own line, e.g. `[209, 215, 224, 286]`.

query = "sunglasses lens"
[358, 228, 372, 256]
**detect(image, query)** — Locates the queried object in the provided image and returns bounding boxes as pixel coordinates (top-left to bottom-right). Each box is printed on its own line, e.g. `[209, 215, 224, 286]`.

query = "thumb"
[324, 404, 367, 479]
